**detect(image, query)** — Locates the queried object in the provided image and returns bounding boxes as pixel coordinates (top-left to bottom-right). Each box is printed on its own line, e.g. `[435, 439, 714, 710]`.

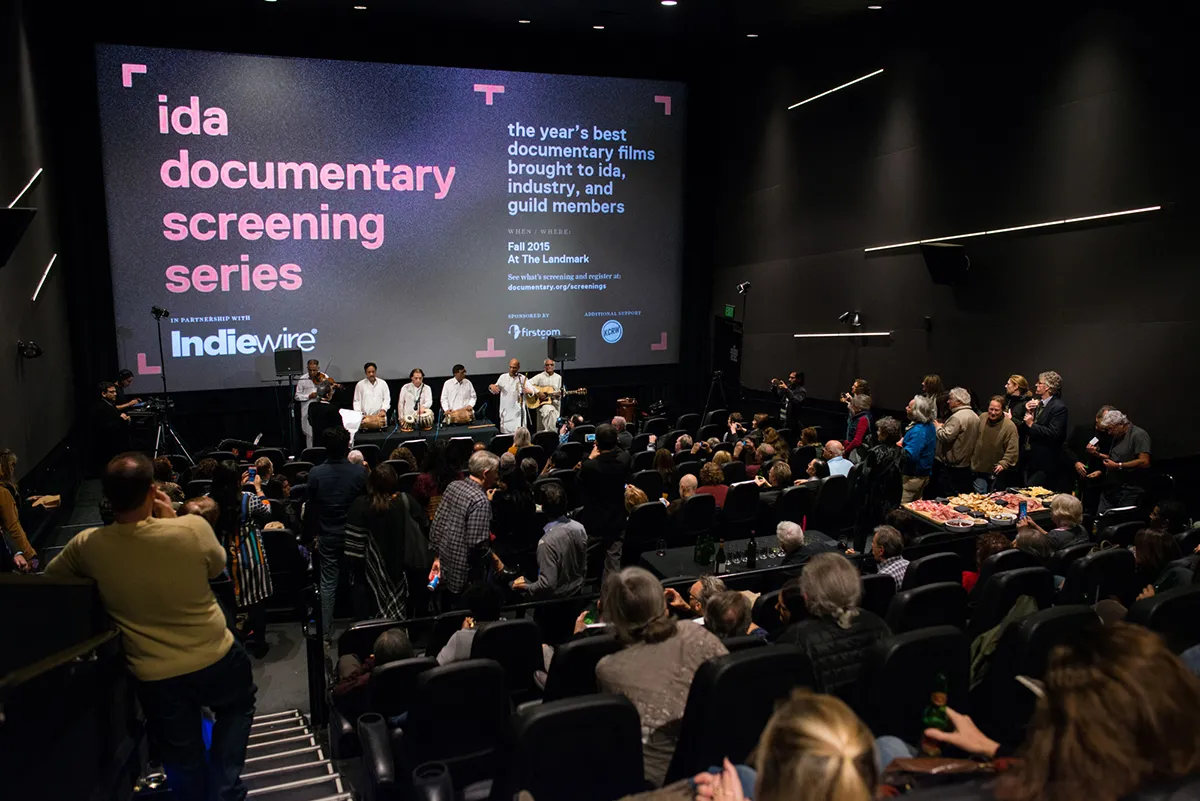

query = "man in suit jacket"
[307, 381, 345, 442]
[1022, 371, 1068, 490]
[578, 423, 630, 580]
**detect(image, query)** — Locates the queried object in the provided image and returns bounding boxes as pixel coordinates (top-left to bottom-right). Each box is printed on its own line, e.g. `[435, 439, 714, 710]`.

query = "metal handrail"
[0, 629, 119, 697]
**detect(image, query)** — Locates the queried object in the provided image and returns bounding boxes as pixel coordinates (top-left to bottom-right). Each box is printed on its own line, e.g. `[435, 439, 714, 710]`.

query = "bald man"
[489, 358, 534, 434]
[823, 440, 852, 477]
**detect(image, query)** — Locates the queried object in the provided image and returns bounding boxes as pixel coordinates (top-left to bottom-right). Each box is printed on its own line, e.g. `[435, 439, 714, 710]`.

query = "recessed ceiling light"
[593, 24, 605, 29]
[868, 4, 882, 8]
[353, 4, 366, 8]
[518, 19, 531, 23]
[661, 0, 678, 5]
[746, 33, 758, 37]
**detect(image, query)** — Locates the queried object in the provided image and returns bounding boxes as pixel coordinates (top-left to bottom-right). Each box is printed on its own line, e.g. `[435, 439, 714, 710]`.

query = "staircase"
[242, 710, 351, 800]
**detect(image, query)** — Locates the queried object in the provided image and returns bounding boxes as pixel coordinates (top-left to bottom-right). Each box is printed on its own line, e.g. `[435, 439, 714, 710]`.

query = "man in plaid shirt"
[871, 525, 910, 589]
[429, 450, 501, 605]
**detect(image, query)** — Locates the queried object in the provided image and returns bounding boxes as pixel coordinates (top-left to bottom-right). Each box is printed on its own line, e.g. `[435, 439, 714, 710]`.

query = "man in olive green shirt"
[47, 453, 256, 801]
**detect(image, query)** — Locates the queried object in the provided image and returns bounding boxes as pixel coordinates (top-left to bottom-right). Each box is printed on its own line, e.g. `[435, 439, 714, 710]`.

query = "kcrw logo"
[171, 327, 318, 357]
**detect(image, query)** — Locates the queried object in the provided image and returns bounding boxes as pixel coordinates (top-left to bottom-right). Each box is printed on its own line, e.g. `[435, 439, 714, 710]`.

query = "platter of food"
[904, 499, 987, 527]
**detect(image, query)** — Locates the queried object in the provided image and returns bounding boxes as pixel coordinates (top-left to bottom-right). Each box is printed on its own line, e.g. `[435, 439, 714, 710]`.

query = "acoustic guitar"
[525, 387, 588, 410]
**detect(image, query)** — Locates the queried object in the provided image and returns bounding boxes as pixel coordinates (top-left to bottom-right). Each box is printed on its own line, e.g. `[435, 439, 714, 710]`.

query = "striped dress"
[227, 492, 274, 607]
[345, 494, 413, 620]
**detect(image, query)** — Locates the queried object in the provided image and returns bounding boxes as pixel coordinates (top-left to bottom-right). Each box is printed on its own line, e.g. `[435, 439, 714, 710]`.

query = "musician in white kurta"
[490, 359, 534, 434]
[294, 359, 322, 448]
[397, 369, 434, 429]
[440, 365, 477, 420]
[353, 365, 391, 416]
[529, 359, 564, 433]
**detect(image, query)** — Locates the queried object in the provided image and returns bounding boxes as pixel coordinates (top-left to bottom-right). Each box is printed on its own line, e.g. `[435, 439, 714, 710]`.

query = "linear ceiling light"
[863, 205, 1162, 252]
[793, 331, 892, 339]
[9, 168, 42, 208]
[31, 253, 57, 301]
[788, 68, 884, 110]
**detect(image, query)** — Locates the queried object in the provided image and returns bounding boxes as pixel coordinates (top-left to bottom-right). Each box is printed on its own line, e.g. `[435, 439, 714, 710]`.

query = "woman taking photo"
[843, 393, 874, 462]
[211, 460, 273, 656]
[345, 463, 429, 619]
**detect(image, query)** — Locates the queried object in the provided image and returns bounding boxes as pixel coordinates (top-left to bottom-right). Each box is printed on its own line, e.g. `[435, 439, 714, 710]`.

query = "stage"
[352, 421, 500, 453]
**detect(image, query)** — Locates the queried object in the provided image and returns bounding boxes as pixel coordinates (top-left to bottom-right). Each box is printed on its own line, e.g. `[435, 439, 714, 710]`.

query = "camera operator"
[724, 412, 748, 444]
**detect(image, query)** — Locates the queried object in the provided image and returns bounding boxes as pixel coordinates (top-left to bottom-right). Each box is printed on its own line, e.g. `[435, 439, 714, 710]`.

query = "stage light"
[863, 205, 1163, 252]
[794, 331, 892, 339]
[518, 19, 531, 23]
[737, 281, 752, 295]
[661, 0, 678, 5]
[8, 168, 42, 208]
[353, 4, 366, 8]
[788, 68, 884, 110]
[31, 253, 56, 302]
[868, 4, 883, 8]
[593, 25, 605, 29]
[746, 33, 759, 37]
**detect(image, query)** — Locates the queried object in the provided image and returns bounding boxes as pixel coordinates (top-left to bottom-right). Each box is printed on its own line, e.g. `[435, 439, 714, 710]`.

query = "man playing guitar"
[528, 359, 564, 433]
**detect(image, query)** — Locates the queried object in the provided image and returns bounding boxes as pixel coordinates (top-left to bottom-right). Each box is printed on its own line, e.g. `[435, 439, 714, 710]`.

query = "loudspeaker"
[921, 242, 970, 285]
[274, 348, 304, 376]
[547, 336, 576, 362]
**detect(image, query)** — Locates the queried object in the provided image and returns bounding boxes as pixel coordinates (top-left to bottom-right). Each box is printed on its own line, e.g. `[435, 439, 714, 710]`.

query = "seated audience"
[435, 582, 504, 665]
[595, 567, 729, 786]
[1150, 499, 1191, 537]
[540, 448, 573, 477]
[871, 525, 909, 589]
[776, 553, 891, 694]
[262, 476, 300, 530]
[749, 413, 770, 444]
[725, 411, 747, 443]
[510, 481, 587, 599]
[883, 508, 919, 546]
[1014, 528, 1054, 567]
[755, 443, 776, 473]
[1134, 527, 1189, 599]
[963, 532, 1014, 592]
[798, 427, 821, 449]
[347, 449, 366, 468]
[612, 415, 634, 450]
[693, 689, 876, 801]
[755, 461, 792, 510]
[1018, 493, 1088, 550]
[182, 495, 220, 527]
[153, 456, 185, 503]
[346, 463, 429, 620]
[332, 628, 414, 723]
[47, 453, 256, 801]
[777, 520, 838, 573]
[190, 457, 219, 482]
[654, 448, 680, 500]
[388, 446, 419, 473]
[624, 484, 650, 513]
[520, 457, 539, 484]
[558, 413, 585, 445]
[675, 434, 694, 454]
[695, 462, 728, 508]
[801, 458, 831, 482]
[711, 449, 733, 468]
[704, 591, 765, 640]
[823, 441, 852, 477]
[922, 624, 1200, 801]
[665, 574, 726, 618]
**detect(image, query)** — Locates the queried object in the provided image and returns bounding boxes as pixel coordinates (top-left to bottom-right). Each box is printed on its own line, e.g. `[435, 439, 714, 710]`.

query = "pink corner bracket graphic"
[475, 338, 507, 358]
[474, 84, 505, 105]
[137, 352, 162, 375]
[654, 95, 672, 115]
[122, 63, 147, 88]
[650, 332, 669, 351]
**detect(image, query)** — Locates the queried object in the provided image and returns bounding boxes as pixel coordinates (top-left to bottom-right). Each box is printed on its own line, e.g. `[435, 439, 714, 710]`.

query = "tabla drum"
[447, 408, 474, 425]
[417, 410, 435, 431]
[617, 397, 638, 422]
[400, 414, 416, 433]
[360, 412, 386, 431]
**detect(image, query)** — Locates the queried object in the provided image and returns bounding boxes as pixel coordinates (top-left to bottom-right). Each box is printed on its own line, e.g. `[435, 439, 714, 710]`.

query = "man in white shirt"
[398, 368, 434, 430]
[353, 362, 391, 430]
[295, 359, 322, 449]
[440, 364, 477, 424]
[529, 358, 564, 433]
[489, 358, 534, 434]
[823, 440, 853, 478]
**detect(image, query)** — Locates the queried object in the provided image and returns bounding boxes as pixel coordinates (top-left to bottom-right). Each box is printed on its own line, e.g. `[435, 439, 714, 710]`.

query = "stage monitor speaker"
[921, 242, 970, 285]
[547, 335, 577, 362]
[0, 208, 37, 267]
[274, 348, 304, 376]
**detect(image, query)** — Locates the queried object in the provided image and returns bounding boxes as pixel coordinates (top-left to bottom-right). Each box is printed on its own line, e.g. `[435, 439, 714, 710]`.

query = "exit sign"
[723, 304, 735, 319]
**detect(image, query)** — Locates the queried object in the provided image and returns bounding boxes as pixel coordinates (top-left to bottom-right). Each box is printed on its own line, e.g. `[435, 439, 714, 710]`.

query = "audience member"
[677, 474, 698, 504]
[1014, 528, 1054, 568]
[802, 458, 831, 481]
[1134, 527, 1188, 600]
[1064, 405, 1114, 512]
[871, 525, 909, 589]
[520, 457, 539, 484]
[0, 448, 36, 571]
[962, 532, 1014, 593]
[182, 495, 219, 527]
[1018, 493, 1088, 550]
[489, 458, 536, 555]
[388, 446, 419, 473]
[612, 416, 634, 450]
[1095, 409, 1152, 513]
[935, 387, 979, 496]
[971, 395, 1020, 493]
[675, 433, 694, 454]
[152, 456, 185, 503]
[412, 442, 460, 519]
[211, 460, 274, 656]
[510, 481, 587, 598]
[262, 476, 300, 530]
[347, 449, 366, 468]
[773, 576, 806, 633]
[665, 574, 726, 618]
[922, 373, 950, 422]
[695, 462, 728, 507]
[1022, 370, 1068, 489]
[900, 395, 937, 502]
[331, 628, 414, 723]
[578, 423, 631, 578]
[711, 449, 732, 468]
[47, 453, 256, 801]
[540, 448, 572, 477]
[191, 457, 218, 481]
[755, 443, 776, 473]
[843, 392, 874, 462]
[776, 553, 891, 694]
[693, 689, 876, 801]
[1150, 499, 1190, 537]
[429, 450, 500, 609]
[850, 416, 905, 551]
[435, 581, 504, 664]
[624, 484, 650, 513]
[704, 591, 763, 640]
[595, 567, 728, 786]
[306, 428, 368, 640]
[883, 508, 919, 546]
[654, 448, 680, 500]
[558, 413, 585, 445]
[799, 427, 821, 449]
[508, 426, 531, 456]
[346, 463, 429, 619]
[777, 521, 838, 573]
[922, 624, 1200, 801]
[822, 441, 852, 478]
[755, 461, 792, 511]
[725, 411, 748, 443]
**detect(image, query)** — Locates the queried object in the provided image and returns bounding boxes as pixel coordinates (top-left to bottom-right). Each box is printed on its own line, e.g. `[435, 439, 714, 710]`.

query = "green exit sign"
[723, 304, 735, 319]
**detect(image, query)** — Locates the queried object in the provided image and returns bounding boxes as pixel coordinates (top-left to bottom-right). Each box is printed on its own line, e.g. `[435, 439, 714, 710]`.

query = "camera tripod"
[151, 307, 193, 464]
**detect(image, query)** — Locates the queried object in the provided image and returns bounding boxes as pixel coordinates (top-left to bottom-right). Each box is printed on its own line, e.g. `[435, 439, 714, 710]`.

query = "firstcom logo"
[509, 325, 561, 340]
[171, 327, 318, 357]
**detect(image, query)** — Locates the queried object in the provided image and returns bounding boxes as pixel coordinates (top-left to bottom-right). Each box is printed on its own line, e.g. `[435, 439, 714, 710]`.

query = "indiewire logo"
[171, 327, 318, 357]
[509, 325, 561, 340]
[601, 319, 623, 344]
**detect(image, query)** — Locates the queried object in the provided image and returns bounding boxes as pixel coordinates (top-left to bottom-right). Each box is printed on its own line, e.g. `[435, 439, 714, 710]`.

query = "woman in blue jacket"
[899, 394, 937, 502]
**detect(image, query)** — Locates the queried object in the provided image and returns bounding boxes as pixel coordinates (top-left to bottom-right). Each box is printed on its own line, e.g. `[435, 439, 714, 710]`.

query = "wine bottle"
[745, 537, 757, 569]
[715, 537, 726, 574]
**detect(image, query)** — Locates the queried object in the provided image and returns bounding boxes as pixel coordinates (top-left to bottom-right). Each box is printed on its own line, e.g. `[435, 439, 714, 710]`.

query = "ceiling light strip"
[31, 253, 57, 302]
[793, 331, 892, 339]
[863, 205, 1162, 252]
[8, 168, 42, 208]
[788, 68, 884, 110]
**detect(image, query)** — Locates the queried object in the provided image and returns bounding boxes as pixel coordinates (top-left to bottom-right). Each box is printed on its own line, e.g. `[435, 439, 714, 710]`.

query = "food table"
[902, 488, 1057, 535]
[640, 537, 786, 579]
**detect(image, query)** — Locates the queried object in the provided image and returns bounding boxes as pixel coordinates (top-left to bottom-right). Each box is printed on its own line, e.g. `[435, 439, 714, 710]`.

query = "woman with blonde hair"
[693, 689, 876, 801]
[507, 426, 532, 455]
[624, 484, 649, 514]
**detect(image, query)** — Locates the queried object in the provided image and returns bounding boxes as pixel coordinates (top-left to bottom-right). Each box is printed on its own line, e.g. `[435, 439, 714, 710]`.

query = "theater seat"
[675, 413, 701, 436]
[972, 549, 1040, 597]
[281, 460, 313, 482]
[721, 461, 747, 485]
[631, 469, 664, 502]
[703, 408, 729, 427]
[515, 445, 545, 471]
[533, 430, 560, 455]
[901, 552, 961, 590]
[470, 619, 545, 700]
[665, 646, 815, 783]
[775, 484, 818, 526]
[721, 482, 759, 538]
[642, 417, 670, 437]
[1126, 585, 1200, 654]
[354, 443, 380, 468]
[300, 446, 326, 463]
[677, 493, 716, 544]
[624, 501, 669, 567]
[860, 574, 897, 620]
[886, 582, 968, 633]
[184, 479, 211, 498]
[1061, 547, 1136, 606]
[368, 656, 439, 720]
[1051, 542, 1094, 576]
[339, 618, 405, 660]
[568, 425, 595, 445]
[542, 634, 622, 702]
[809, 475, 848, 533]
[494, 695, 644, 801]
[969, 567, 1055, 638]
[722, 635, 769, 653]
[632, 449, 656, 473]
[490, 434, 514, 456]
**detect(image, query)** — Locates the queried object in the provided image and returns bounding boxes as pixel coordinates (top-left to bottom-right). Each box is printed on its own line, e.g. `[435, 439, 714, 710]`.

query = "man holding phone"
[578, 424, 630, 580]
[1092, 409, 1152, 514]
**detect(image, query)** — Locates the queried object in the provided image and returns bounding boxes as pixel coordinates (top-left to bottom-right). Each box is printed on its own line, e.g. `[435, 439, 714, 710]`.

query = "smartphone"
[1088, 436, 1099, 447]
[586, 433, 596, 443]
[247, 466, 256, 480]
[1018, 500, 1028, 521]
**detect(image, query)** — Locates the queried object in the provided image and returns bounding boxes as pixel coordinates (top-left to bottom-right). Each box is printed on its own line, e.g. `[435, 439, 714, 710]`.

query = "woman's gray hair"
[908, 395, 936, 423]
[1050, 493, 1084, 527]
[799, 553, 861, 629]
[850, 393, 872, 412]
[467, 449, 500, 478]
[513, 427, 532, 449]
[949, 387, 971, 406]
[776, 521, 806, 553]
[1039, 371, 1063, 395]
[601, 567, 678, 645]
[1100, 409, 1129, 429]
[876, 416, 902, 444]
